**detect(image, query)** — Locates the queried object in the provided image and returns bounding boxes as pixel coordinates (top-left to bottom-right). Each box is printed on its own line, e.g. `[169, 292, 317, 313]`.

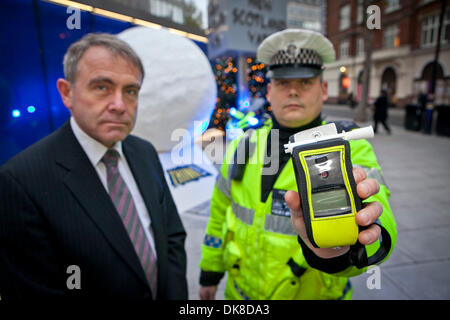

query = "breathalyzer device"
[284, 123, 374, 248]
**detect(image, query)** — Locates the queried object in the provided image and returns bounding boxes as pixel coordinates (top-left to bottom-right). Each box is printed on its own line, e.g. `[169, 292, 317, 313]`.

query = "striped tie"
[102, 149, 157, 298]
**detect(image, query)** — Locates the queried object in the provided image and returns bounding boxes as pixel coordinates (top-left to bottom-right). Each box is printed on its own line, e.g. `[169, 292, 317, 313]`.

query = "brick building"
[324, 0, 450, 107]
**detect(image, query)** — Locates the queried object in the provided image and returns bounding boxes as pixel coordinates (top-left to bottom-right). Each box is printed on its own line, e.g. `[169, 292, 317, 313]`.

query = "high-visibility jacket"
[200, 120, 397, 300]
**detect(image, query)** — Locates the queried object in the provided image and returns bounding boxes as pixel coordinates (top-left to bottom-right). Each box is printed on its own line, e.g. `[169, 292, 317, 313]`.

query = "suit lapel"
[54, 122, 148, 286]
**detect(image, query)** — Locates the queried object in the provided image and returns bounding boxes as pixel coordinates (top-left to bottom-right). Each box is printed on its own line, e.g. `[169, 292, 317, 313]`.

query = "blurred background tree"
[184, 0, 204, 30]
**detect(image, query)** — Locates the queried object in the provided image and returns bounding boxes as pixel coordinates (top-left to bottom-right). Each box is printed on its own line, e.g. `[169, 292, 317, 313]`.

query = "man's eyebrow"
[124, 83, 141, 90]
[88, 77, 140, 90]
[88, 77, 115, 86]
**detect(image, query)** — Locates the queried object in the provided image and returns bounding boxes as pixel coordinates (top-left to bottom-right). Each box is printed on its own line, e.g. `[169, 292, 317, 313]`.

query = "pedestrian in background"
[373, 90, 392, 134]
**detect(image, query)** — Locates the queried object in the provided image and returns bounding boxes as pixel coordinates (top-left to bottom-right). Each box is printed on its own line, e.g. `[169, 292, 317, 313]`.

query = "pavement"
[180, 104, 450, 300]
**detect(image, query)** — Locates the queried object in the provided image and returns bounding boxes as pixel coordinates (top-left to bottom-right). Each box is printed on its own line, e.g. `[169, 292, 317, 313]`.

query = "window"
[150, 0, 161, 16]
[421, 13, 449, 47]
[421, 0, 435, 5]
[172, 6, 183, 24]
[340, 39, 349, 59]
[357, 0, 364, 24]
[383, 24, 399, 49]
[287, 2, 323, 32]
[150, 0, 184, 24]
[339, 4, 351, 31]
[385, 0, 401, 14]
[357, 37, 365, 56]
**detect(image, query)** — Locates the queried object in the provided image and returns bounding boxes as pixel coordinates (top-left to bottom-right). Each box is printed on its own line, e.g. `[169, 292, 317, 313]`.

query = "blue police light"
[229, 107, 237, 116]
[12, 109, 21, 118]
[27, 106, 36, 113]
[239, 100, 250, 110]
[194, 119, 210, 136]
[247, 117, 259, 126]
[237, 86, 250, 110]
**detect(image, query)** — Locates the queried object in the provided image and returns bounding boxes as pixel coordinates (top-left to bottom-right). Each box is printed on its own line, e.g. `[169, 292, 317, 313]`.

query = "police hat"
[257, 29, 336, 79]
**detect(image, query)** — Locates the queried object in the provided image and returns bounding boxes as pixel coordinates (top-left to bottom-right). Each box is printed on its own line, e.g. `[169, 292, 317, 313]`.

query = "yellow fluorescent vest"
[200, 121, 397, 300]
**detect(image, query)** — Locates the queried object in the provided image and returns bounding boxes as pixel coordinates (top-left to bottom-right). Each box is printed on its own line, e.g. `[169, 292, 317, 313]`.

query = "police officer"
[199, 29, 397, 300]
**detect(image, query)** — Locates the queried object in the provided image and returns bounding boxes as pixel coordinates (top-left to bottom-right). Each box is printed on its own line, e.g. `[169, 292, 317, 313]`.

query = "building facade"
[114, 0, 185, 25]
[324, 0, 450, 107]
[287, 0, 326, 34]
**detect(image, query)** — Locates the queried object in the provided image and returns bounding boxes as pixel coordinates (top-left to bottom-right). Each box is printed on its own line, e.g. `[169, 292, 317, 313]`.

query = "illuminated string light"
[210, 56, 269, 131]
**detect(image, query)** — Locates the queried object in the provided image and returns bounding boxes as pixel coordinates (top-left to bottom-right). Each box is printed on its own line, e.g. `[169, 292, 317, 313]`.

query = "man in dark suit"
[0, 33, 187, 300]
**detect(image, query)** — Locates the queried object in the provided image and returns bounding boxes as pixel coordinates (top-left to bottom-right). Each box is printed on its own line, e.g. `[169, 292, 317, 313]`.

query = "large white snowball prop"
[118, 27, 216, 152]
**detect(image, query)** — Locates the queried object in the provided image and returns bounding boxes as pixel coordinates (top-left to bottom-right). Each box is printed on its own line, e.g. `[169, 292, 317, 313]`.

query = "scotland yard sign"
[207, 0, 287, 58]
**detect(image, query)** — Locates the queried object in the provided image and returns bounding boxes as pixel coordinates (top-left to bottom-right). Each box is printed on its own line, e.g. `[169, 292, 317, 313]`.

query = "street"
[181, 104, 450, 300]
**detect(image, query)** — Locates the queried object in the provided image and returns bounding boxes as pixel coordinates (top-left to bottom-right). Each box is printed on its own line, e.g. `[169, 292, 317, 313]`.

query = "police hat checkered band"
[269, 48, 323, 70]
[257, 29, 336, 76]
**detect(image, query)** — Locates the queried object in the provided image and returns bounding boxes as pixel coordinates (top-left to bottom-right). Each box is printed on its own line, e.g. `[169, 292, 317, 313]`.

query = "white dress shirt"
[70, 117, 157, 257]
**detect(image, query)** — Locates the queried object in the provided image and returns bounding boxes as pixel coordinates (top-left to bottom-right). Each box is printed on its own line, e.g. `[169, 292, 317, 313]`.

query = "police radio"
[284, 123, 374, 248]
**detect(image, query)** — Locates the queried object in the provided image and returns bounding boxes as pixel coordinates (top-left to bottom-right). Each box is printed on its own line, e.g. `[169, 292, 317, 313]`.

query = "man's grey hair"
[63, 33, 145, 84]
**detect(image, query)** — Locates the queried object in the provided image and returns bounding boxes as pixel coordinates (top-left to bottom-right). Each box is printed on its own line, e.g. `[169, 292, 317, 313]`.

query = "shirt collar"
[70, 117, 124, 167]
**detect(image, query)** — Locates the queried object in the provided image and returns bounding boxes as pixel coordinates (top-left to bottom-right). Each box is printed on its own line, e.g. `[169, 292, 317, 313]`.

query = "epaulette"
[229, 115, 271, 181]
[230, 130, 255, 181]
[327, 120, 360, 133]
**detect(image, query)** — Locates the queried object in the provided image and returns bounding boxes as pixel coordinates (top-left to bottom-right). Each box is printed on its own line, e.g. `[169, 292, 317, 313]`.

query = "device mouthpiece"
[343, 126, 374, 141]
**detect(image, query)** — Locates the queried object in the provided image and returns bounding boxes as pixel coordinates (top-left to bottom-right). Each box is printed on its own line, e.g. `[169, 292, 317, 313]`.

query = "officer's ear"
[266, 82, 272, 103]
[321, 79, 328, 102]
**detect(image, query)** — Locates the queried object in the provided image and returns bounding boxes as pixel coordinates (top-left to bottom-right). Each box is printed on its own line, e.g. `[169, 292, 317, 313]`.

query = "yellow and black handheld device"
[284, 123, 374, 248]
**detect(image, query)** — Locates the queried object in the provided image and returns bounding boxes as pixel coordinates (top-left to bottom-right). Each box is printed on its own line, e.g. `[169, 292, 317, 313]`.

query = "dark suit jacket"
[0, 121, 188, 300]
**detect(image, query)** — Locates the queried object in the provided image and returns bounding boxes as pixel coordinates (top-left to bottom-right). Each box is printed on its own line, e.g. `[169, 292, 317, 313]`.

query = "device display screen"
[305, 151, 352, 218]
[311, 188, 351, 218]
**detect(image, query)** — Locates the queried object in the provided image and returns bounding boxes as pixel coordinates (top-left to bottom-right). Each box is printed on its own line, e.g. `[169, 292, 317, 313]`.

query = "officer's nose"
[288, 84, 300, 98]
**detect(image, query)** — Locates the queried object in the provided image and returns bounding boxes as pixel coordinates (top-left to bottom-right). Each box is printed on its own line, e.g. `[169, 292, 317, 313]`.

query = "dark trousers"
[374, 119, 391, 134]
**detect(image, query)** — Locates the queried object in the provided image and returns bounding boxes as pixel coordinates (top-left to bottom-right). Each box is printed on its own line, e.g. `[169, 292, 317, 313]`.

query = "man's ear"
[56, 78, 73, 110]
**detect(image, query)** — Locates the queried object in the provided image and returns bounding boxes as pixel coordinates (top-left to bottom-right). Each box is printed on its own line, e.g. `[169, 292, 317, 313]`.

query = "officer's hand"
[199, 285, 217, 300]
[285, 167, 382, 259]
